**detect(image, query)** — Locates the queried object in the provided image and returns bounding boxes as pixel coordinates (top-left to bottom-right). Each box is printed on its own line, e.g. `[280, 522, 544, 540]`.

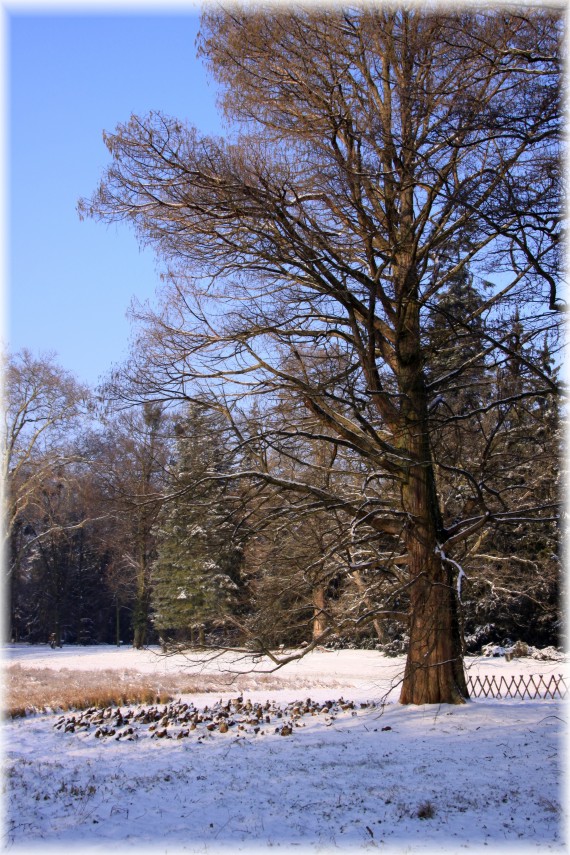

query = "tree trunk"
[398, 427, 468, 704]
[352, 569, 387, 643]
[133, 624, 146, 649]
[399, 508, 468, 704]
[311, 586, 327, 640]
[9, 565, 19, 643]
[396, 266, 468, 705]
[132, 578, 149, 649]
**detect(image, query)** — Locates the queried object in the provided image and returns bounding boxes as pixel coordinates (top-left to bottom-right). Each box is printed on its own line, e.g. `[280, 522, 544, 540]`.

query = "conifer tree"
[151, 405, 241, 646]
[425, 249, 489, 413]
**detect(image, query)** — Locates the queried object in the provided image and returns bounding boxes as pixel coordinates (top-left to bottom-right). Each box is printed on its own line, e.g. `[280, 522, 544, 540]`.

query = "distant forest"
[5, 339, 561, 654]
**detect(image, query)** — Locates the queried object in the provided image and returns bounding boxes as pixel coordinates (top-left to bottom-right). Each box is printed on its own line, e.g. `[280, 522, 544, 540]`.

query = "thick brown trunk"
[399, 522, 468, 704]
[395, 267, 468, 705]
[397, 405, 468, 703]
[397, 392, 468, 704]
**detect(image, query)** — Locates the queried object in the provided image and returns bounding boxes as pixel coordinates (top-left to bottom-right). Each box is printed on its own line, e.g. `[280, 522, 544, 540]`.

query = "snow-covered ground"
[2, 644, 568, 854]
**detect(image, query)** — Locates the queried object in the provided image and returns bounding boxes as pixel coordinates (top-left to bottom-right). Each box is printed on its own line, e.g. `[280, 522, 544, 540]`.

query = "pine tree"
[151, 405, 241, 647]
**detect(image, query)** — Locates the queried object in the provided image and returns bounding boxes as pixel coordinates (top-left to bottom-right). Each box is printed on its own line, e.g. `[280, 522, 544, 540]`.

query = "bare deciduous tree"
[89, 403, 170, 648]
[3, 350, 91, 639]
[80, 8, 562, 703]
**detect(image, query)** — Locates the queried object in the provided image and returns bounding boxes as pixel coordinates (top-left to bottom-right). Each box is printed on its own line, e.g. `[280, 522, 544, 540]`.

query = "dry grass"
[4, 663, 331, 718]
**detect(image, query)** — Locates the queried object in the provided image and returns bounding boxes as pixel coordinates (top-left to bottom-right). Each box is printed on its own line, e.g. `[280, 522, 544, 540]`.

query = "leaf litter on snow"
[52, 695, 374, 742]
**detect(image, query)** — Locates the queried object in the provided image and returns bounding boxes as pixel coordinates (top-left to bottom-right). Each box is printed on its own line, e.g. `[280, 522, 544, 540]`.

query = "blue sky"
[7, 7, 224, 387]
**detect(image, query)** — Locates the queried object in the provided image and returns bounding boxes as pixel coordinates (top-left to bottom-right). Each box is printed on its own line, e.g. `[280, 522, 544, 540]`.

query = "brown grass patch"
[4, 663, 332, 717]
[5, 664, 180, 716]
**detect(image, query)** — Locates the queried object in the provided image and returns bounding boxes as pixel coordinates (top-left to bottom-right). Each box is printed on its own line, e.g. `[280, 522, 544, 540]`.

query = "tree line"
[4, 299, 561, 658]
[4, 6, 563, 707]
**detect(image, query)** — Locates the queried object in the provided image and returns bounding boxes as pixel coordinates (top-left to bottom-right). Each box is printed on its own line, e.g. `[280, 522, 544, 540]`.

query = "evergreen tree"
[425, 246, 490, 414]
[424, 258, 562, 649]
[460, 326, 562, 648]
[151, 405, 241, 647]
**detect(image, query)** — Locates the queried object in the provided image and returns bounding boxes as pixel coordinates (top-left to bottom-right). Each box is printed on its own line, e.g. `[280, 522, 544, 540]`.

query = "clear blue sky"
[7, 8, 224, 387]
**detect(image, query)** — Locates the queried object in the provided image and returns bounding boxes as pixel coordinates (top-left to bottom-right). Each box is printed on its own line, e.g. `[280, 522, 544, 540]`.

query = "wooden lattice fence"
[467, 673, 567, 700]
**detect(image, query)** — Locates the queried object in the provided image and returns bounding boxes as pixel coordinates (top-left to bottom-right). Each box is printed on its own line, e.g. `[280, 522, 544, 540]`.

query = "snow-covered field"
[2, 644, 568, 854]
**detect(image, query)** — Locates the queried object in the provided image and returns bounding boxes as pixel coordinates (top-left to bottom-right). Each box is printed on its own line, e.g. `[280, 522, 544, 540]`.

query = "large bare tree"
[88, 403, 170, 648]
[80, 8, 562, 703]
[3, 350, 91, 640]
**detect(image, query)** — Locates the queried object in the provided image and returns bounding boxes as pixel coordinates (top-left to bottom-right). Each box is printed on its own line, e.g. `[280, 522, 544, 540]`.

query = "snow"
[436, 544, 467, 601]
[3, 644, 568, 854]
